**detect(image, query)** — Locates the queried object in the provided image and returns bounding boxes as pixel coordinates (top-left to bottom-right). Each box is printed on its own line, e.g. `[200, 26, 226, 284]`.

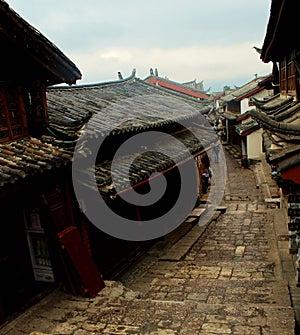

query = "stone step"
[159, 222, 208, 261]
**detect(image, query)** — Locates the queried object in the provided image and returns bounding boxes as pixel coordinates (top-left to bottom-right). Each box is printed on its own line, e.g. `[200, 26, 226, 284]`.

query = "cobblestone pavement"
[0, 151, 296, 335]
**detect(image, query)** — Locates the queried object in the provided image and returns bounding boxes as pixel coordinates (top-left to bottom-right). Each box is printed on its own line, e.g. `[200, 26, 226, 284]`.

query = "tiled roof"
[261, 0, 297, 62]
[251, 94, 294, 115]
[0, 70, 216, 195]
[273, 103, 300, 122]
[76, 127, 213, 198]
[223, 111, 238, 121]
[235, 115, 259, 136]
[181, 79, 206, 92]
[221, 75, 271, 103]
[250, 109, 300, 138]
[46, 74, 213, 197]
[0, 1, 81, 85]
[0, 137, 73, 186]
[250, 94, 300, 173]
[0, 76, 213, 196]
[144, 76, 209, 100]
[47, 75, 207, 140]
[1, 74, 211, 191]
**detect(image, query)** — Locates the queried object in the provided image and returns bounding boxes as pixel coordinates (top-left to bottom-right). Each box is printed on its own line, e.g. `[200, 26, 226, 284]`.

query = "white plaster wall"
[241, 98, 251, 114]
[247, 128, 263, 160]
[240, 89, 273, 114]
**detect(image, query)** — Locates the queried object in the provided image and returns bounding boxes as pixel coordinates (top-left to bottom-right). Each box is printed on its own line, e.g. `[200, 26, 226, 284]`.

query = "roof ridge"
[48, 71, 209, 105]
[145, 75, 208, 95]
[48, 69, 137, 90]
[139, 77, 210, 103]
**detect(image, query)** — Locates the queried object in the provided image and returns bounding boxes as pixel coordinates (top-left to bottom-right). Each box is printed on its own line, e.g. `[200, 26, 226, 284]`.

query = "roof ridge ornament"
[117, 72, 123, 80]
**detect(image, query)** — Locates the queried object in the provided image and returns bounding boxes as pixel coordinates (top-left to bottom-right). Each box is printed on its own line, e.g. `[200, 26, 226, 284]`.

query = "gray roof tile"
[0, 137, 73, 186]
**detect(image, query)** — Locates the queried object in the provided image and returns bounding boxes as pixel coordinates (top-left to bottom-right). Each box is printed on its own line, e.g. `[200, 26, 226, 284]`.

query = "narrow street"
[0, 150, 295, 335]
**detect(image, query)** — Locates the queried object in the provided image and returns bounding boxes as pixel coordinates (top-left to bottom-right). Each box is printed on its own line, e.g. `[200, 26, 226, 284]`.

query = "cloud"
[7, 0, 272, 90]
[70, 41, 271, 91]
[7, 0, 270, 51]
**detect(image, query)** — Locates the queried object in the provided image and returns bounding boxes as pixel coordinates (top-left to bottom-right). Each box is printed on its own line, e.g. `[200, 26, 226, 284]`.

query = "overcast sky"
[7, 0, 272, 92]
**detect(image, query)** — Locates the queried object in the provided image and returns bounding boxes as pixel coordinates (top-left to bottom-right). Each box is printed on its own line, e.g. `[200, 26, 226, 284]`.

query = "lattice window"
[280, 55, 297, 96]
[0, 92, 9, 142]
[280, 60, 287, 93]
[0, 87, 26, 142]
[287, 60, 296, 95]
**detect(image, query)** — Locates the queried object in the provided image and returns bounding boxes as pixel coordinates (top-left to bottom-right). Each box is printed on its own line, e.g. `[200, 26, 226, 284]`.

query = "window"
[287, 60, 296, 94]
[0, 93, 9, 141]
[280, 53, 297, 96]
[279, 60, 287, 93]
[0, 86, 27, 142]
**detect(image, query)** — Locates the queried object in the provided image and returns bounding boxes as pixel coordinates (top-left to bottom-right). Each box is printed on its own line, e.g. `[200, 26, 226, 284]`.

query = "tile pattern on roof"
[252, 95, 295, 114]
[145, 76, 209, 100]
[1, 76, 211, 190]
[74, 127, 214, 198]
[0, 137, 73, 186]
[47, 77, 206, 139]
[221, 75, 270, 103]
[250, 94, 300, 172]
[235, 117, 259, 136]
[0, 0, 81, 85]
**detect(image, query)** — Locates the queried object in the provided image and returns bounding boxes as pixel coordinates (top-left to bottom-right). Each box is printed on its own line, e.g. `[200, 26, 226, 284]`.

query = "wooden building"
[249, 0, 300, 278]
[260, 0, 300, 100]
[234, 112, 263, 161]
[250, 94, 300, 190]
[0, 1, 105, 324]
[219, 75, 273, 165]
[0, 2, 220, 324]
[250, 0, 300, 190]
[45, 70, 217, 279]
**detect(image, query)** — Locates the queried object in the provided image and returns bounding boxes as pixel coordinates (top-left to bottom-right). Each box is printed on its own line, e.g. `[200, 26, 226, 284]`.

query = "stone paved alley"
[0, 149, 296, 335]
